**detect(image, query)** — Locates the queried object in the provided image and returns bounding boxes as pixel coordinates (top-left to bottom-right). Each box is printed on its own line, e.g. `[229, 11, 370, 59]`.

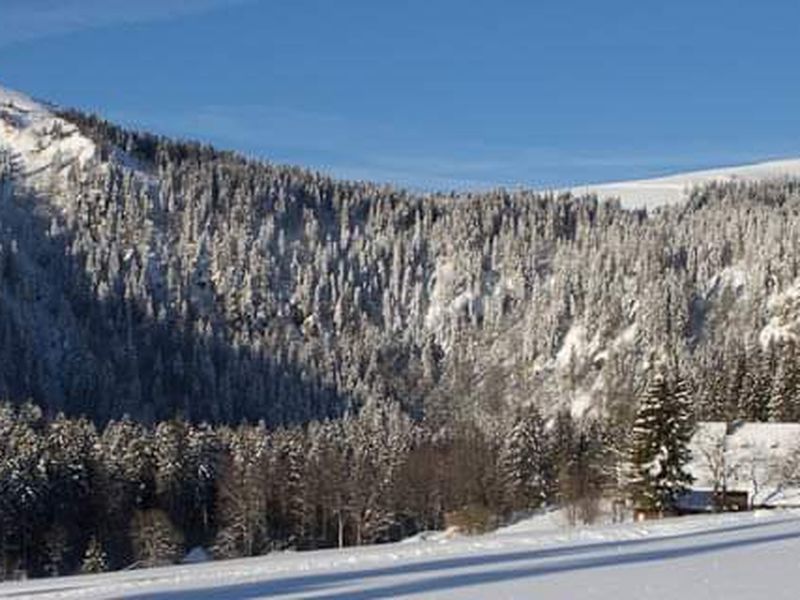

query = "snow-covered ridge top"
[4, 83, 800, 210]
[0, 84, 97, 189]
[0, 84, 45, 113]
[569, 158, 800, 210]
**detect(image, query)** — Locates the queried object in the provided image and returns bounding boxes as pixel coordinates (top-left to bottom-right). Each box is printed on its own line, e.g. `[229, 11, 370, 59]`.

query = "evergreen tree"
[770, 342, 799, 422]
[627, 367, 694, 512]
[213, 426, 270, 558]
[665, 373, 695, 497]
[130, 509, 184, 567]
[560, 421, 610, 525]
[498, 404, 550, 513]
[81, 536, 108, 574]
[738, 343, 772, 422]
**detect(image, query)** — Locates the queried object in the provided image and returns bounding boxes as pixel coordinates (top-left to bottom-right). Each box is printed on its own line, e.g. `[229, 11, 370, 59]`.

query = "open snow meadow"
[2, 510, 799, 599]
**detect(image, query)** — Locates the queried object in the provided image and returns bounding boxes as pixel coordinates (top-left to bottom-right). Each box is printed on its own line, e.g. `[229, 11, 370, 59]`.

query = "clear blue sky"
[2, 0, 800, 190]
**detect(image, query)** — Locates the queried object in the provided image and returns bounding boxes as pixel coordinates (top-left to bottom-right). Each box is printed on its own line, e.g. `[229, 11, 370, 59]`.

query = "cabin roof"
[687, 421, 800, 506]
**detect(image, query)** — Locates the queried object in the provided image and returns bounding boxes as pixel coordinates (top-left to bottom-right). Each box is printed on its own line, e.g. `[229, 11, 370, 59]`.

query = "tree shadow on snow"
[126, 517, 800, 599]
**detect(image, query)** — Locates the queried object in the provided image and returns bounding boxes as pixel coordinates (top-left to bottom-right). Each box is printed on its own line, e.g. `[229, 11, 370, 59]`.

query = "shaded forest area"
[0, 400, 610, 576]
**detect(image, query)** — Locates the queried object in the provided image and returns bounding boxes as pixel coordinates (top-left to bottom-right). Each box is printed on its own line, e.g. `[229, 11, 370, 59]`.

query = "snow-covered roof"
[687, 421, 800, 507]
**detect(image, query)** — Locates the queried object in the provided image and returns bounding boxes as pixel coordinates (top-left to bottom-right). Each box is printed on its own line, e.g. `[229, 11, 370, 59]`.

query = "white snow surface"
[569, 158, 800, 209]
[4, 510, 800, 599]
[0, 85, 96, 190]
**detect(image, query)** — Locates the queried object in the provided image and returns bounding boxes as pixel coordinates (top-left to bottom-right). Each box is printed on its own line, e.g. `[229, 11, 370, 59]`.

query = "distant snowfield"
[569, 158, 800, 209]
[3, 510, 800, 599]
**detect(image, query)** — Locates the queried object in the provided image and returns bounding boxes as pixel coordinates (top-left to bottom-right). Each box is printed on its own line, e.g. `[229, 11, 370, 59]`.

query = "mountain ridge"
[568, 158, 800, 209]
[1, 83, 800, 428]
[5, 83, 800, 210]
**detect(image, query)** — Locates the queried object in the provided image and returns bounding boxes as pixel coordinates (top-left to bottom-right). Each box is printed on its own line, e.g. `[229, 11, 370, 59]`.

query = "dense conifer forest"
[0, 399, 613, 575]
[4, 110, 800, 427]
[4, 103, 800, 576]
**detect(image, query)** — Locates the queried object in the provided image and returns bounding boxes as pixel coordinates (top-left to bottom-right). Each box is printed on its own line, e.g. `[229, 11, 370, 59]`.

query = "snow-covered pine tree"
[129, 509, 184, 567]
[153, 419, 189, 532]
[769, 349, 790, 422]
[627, 371, 665, 512]
[697, 358, 727, 421]
[498, 404, 550, 514]
[560, 419, 612, 525]
[734, 341, 774, 422]
[770, 341, 799, 422]
[184, 423, 220, 547]
[266, 428, 309, 548]
[213, 425, 270, 558]
[627, 366, 694, 514]
[94, 418, 156, 564]
[81, 536, 108, 573]
[0, 402, 48, 576]
[663, 373, 695, 503]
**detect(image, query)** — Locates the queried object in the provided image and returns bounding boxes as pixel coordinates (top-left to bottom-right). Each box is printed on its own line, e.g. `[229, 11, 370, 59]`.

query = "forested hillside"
[6, 86, 800, 578]
[3, 91, 800, 429]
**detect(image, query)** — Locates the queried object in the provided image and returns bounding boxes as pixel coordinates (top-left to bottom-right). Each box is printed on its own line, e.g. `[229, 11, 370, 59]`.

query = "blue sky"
[2, 0, 800, 190]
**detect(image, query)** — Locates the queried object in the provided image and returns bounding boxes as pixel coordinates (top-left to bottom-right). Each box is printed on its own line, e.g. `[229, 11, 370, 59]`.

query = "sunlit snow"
[2, 510, 799, 599]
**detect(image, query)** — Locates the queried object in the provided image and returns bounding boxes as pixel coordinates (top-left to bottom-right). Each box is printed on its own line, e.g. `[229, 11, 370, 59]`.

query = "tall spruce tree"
[627, 367, 694, 513]
[498, 404, 550, 513]
[770, 342, 799, 422]
[213, 426, 270, 558]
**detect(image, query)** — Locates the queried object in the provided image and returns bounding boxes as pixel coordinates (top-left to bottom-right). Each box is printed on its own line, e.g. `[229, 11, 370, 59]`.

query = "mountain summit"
[0, 86, 97, 189]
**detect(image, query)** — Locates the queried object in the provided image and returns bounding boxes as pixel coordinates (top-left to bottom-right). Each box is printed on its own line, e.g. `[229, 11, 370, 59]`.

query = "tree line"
[3, 354, 758, 579]
[0, 398, 614, 578]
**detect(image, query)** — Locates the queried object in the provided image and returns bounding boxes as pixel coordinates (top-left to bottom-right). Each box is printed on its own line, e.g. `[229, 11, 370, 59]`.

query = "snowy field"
[568, 158, 800, 209]
[2, 510, 800, 599]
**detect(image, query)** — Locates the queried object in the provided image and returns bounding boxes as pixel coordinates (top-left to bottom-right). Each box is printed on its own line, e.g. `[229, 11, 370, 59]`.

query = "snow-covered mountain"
[6, 84, 800, 212]
[6, 83, 800, 587]
[0, 86, 97, 190]
[2, 82, 800, 426]
[569, 158, 800, 209]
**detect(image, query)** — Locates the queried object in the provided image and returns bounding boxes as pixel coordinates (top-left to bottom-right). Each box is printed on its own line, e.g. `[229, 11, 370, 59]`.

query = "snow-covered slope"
[2, 510, 799, 599]
[0, 85, 96, 190]
[570, 158, 800, 209]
